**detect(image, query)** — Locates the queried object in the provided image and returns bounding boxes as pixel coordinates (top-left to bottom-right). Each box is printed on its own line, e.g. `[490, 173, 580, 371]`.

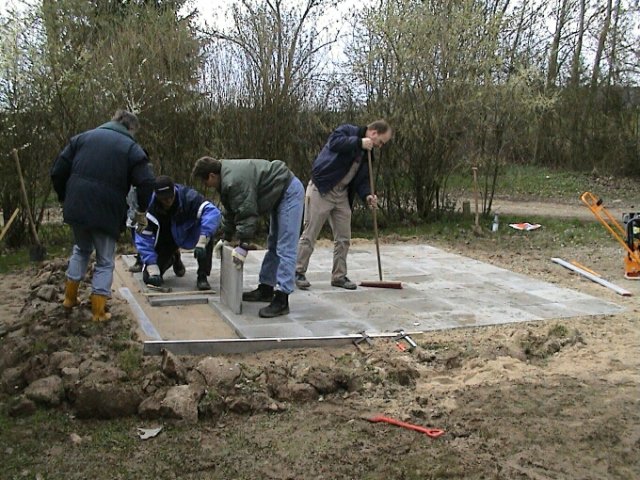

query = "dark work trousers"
[142, 239, 214, 283]
[130, 228, 141, 264]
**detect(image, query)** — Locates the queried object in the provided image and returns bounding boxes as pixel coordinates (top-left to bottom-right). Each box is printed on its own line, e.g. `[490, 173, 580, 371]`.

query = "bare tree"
[546, 0, 571, 89]
[204, 0, 338, 168]
[591, 0, 613, 88]
[569, 0, 586, 87]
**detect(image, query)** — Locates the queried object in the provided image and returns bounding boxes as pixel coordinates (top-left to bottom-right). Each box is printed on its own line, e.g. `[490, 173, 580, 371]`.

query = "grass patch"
[0, 409, 73, 476]
[445, 164, 591, 200]
[548, 324, 569, 338]
[0, 248, 32, 273]
[353, 213, 610, 249]
[117, 346, 142, 376]
[0, 222, 71, 273]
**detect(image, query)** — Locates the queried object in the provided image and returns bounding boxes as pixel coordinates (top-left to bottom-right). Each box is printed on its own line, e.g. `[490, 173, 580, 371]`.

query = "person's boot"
[242, 283, 274, 302]
[173, 255, 186, 277]
[196, 274, 211, 291]
[259, 291, 289, 318]
[63, 279, 80, 309]
[295, 272, 311, 289]
[90, 293, 112, 322]
[128, 254, 143, 273]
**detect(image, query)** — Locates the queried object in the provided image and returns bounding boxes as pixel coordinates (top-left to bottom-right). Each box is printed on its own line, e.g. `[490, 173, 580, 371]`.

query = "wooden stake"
[12, 148, 41, 247]
[0, 207, 20, 242]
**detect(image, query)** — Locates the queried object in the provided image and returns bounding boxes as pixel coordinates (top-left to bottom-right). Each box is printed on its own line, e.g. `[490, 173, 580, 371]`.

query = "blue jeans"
[66, 226, 116, 297]
[259, 177, 304, 294]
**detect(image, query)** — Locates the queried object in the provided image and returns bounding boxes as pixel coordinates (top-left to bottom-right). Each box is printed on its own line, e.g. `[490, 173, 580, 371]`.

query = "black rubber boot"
[242, 283, 274, 302]
[173, 255, 186, 277]
[196, 275, 211, 291]
[259, 291, 289, 318]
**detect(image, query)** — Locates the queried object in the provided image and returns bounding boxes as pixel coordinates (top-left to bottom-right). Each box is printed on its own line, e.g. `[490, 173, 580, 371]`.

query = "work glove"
[193, 235, 208, 260]
[134, 210, 147, 234]
[146, 264, 162, 287]
[231, 244, 248, 270]
[213, 239, 229, 259]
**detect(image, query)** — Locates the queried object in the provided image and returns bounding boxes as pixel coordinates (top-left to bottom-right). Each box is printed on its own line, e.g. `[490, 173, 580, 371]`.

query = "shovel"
[359, 150, 403, 289]
[12, 148, 46, 261]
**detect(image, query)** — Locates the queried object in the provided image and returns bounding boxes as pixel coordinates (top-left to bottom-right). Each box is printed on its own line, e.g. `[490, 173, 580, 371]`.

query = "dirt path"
[463, 197, 628, 221]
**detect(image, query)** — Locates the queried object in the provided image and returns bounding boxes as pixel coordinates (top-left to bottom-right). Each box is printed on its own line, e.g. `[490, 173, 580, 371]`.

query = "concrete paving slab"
[227, 244, 624, 338]
[122, 243, 625, 341]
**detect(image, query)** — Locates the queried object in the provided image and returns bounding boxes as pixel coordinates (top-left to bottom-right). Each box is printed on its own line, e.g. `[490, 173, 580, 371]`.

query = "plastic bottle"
[492, 214, 499, 232]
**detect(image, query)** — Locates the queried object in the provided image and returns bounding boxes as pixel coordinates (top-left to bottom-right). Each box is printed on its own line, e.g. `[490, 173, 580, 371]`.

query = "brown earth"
[1, 200, 639, 479]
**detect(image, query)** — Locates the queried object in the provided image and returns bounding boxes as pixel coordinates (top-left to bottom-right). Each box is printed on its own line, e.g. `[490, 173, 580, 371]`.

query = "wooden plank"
[551, 258, 632, 297]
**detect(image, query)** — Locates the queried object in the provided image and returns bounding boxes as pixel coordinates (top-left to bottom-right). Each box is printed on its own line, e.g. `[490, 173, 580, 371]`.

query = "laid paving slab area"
[119, 243, 624, 342]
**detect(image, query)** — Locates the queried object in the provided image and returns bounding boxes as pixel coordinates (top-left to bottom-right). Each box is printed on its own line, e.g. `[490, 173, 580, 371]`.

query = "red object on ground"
[368, 415, 445, 438]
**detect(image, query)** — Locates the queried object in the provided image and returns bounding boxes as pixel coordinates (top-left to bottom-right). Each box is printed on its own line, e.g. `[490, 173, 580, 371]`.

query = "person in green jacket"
[192, 157, 304, 318]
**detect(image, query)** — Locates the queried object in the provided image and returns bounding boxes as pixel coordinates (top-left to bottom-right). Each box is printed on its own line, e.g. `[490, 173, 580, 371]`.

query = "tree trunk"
[569, 0, 586, 87]
[546, 0, 570, 89]
[606, 0, 622, 85]
[590, 0, 613, 88]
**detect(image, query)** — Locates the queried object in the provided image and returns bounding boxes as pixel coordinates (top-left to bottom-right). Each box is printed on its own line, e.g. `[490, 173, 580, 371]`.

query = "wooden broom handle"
[367, 150, 383, 281]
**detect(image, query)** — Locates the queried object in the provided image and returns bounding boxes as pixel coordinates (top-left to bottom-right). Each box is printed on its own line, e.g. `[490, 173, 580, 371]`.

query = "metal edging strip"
[118, 287, 162, 340]
[142, 332, 420, 356]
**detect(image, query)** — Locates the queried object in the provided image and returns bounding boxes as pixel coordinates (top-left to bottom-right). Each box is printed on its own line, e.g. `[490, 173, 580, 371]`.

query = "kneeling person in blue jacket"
[136, 175, 221, 291]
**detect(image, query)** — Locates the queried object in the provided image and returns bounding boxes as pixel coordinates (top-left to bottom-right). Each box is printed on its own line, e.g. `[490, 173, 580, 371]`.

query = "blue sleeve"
[327, 125, 360, 153]
[134, 225, 158, 265]
[198, 201, 221, 238]
[50, 140, 76, 202]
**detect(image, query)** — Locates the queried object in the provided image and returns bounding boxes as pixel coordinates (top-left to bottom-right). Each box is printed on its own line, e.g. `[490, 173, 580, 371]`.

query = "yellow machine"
[581, 191, 640, 279]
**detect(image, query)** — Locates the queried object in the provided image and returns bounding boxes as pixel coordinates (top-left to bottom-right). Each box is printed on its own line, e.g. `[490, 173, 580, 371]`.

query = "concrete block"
[220, 245, 242, 314]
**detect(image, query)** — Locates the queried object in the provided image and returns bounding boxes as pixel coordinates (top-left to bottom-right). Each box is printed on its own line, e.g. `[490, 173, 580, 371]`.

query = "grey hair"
[112, 110, 140, 133]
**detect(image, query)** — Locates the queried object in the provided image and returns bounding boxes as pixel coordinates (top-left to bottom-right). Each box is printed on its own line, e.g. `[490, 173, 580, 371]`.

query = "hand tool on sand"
[353, 330, 373, 353]
[367, 415, 445, 438]
[394, 329, 418, 352]
[359, 150, 403, 289]
[145, 284, 173, 293]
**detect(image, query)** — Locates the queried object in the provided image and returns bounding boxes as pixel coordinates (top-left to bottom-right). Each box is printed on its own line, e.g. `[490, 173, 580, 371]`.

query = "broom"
[359, 150, 403, 289]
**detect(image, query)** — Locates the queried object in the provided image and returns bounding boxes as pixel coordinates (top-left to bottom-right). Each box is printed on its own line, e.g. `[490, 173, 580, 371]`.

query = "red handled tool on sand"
[367, 415, 444, 438]
[359, 150, 403, 289]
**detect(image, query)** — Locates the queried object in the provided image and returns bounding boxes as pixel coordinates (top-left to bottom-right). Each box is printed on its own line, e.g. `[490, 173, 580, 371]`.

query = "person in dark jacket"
[51, 110, 154, 321]
[191, 157, 304, 318]
[126, 186, 143, 272]
[295, 120, 392, 290]
[135, 175, 222, 291]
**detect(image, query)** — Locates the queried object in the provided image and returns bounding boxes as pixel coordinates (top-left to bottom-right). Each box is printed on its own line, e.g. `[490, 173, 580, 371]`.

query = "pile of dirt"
[1, 259, 593, 423]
